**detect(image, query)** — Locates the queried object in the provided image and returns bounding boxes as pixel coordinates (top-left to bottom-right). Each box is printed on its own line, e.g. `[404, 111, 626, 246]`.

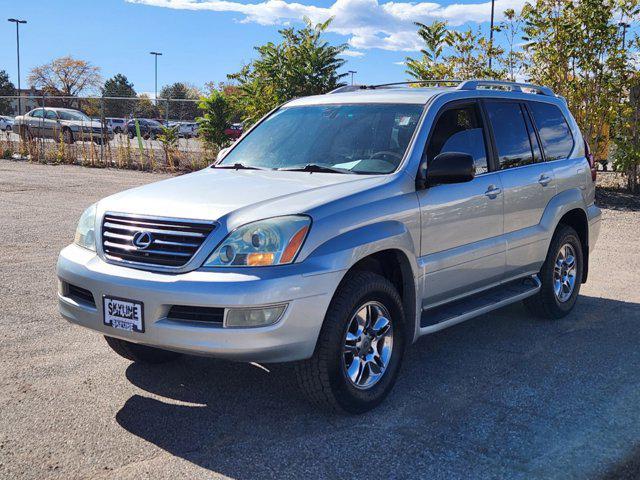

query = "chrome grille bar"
[101, 213, 217, 269]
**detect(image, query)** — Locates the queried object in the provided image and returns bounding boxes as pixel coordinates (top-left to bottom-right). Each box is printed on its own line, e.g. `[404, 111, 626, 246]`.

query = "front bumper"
[57, 244, 343, 362]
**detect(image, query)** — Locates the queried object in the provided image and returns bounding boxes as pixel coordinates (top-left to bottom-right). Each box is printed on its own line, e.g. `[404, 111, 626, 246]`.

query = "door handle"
[484, 185, 502, 198]
[538, 174, 552, 186]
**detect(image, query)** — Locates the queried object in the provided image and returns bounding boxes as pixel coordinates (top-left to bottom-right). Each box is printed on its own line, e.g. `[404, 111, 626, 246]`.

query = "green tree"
[134, 94, 159, 119]
[521, 0, 637, 164]
[102, 74, 136, 117]
[0, 70, 16, 115]
[405, 21, 454, 81]
[405, 23, 505, 81]
[159, 82, 201, 121]
[496, 9, 525, 82]
[229, 17, 347, 125]
[197, 89, 232, 148]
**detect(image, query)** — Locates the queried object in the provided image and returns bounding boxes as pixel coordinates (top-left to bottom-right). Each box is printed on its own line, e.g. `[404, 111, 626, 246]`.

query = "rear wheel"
[524, 224, 583, 319]
[104, 336, 181, 364]
[295, 271, 406, 414]
[62, 128, 74, 144]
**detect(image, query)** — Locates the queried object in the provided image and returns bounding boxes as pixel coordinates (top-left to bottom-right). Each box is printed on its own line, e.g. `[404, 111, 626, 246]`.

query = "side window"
[31, 109, 44, 119]
[523, 106, 543, 162]
[528, 102, 574, 160]
[485, 101, 534, 169]
[45, 110, 58, 120]
[426, 104, 488, 175]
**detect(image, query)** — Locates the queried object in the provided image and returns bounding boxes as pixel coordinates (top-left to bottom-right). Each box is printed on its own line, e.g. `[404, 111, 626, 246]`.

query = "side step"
[419, 276, 541, 333]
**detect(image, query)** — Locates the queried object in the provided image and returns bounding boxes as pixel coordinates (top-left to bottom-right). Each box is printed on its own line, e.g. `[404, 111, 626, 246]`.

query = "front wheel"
[104, 336, 181, 364]
[524, 224, 583, 319]
[295, 271, 406, 414]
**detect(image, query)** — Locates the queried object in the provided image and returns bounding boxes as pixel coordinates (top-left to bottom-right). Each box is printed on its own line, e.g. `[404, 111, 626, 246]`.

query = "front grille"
[101, 213, 216, 268]
[167, 305, 225, 324]
[67, 283, 96, 307]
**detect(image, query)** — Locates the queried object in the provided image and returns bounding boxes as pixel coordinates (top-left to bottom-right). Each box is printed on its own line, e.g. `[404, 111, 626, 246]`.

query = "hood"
[98, 167, 390, 227]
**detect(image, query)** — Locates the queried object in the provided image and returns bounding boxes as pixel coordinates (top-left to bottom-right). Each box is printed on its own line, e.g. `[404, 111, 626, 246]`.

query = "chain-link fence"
[0, 95, 229, 172]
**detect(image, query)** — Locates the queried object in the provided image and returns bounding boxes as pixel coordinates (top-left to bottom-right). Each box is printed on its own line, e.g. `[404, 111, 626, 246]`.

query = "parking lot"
[1, 158, 640, 479]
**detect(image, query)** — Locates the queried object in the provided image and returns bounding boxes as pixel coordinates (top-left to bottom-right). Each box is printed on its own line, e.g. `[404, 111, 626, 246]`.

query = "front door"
[417, 101, 505, 307]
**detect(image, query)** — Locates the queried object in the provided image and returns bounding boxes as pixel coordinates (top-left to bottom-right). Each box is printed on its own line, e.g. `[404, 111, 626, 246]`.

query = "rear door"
[483, 100, 556, 279]
[417, 100, 505, 307]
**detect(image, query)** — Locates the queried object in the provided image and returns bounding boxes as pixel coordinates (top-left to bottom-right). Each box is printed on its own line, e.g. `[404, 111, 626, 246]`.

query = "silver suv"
[57, 80, 601, 413]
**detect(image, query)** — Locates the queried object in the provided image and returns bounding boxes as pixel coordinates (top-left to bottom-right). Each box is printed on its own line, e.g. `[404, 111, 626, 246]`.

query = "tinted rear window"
[485, 101, 534, 169]
[528, 102, 574, 160]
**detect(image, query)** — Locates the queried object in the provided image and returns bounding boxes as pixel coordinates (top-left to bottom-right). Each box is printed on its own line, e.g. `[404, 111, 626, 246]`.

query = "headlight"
[204, 215, 310, 267]
[74, 204, 97, 251]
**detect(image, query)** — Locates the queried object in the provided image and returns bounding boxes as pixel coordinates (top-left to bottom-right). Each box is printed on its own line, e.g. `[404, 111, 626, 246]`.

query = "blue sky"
[1, 0, 522, 94]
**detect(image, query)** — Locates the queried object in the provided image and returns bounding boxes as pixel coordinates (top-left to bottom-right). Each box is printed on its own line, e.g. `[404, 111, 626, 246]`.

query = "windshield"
[58, 110, 91, 122]
[219, 103, 424, 174]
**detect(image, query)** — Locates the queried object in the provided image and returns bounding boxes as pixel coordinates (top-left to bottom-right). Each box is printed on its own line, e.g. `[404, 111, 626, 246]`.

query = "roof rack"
[329, 79, 556, 97]
[457, 80, 555, 96]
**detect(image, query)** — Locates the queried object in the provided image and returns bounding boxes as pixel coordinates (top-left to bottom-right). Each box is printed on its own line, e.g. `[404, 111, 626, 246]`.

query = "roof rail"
[329, 85, 363, 94]
[457, 79, 555, 96]
[367, 80, 462, 89]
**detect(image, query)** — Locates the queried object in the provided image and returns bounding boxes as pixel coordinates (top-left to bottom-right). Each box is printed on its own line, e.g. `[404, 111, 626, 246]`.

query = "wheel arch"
[556, 207, 589, 283]
[304, 220, 421, 345]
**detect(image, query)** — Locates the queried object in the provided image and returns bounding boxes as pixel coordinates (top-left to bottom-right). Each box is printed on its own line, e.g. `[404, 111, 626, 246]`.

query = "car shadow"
[116, 295, 640, 479]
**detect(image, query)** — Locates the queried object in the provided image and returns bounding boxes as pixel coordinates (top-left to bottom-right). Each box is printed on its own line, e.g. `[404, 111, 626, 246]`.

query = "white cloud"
[126, 0, 526, 51]
[340, 50, 366, 57]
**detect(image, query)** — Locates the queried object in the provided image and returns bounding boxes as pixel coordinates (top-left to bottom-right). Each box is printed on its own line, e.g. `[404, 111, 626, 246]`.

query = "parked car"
[106, 117, 126, 134]
[14, 108, 113, 144]
[176, 122, 198, 138]
[57, 80, 601, 413]
[126, 118, 164, 139]
[224, 122, 243, 139]
[0, 115, 14, 132]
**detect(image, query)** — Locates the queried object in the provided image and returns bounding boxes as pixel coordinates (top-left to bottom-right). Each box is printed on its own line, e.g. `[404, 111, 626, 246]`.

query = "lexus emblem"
[132, 231, 154, 250]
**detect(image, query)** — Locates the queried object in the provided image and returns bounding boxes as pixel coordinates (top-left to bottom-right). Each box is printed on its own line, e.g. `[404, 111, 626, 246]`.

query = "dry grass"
[0, 132, 214, 173]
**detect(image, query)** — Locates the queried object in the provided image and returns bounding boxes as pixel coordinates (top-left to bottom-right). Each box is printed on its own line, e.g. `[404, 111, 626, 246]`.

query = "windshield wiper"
[214, 163, 268, 171]
[278, 164, 352, 174]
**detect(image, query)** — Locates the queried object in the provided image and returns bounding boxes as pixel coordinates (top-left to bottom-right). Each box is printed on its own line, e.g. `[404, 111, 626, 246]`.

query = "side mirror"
[418, 152, 475, 188]
[216, 147, 230, 163]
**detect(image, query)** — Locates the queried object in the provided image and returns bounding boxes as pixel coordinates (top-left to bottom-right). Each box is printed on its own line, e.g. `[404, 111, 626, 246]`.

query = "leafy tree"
[521, 0, 637, 164]
[134, 94, 159, 119]
[229, 17, 347, 125]
[28, 56, 102, 106]
[102, 74, 136, 118]
[197, 89, 232, 148]
[405, 23, 505, 81]
[159, 82, 201, 121]
[496, 9, 525, 82]
[0, 70, 16, 115]
[405, 21, 454, 81]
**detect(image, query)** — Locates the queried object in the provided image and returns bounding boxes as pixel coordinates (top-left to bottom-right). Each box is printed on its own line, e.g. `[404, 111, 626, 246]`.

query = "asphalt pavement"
[1, 159, 639, 479]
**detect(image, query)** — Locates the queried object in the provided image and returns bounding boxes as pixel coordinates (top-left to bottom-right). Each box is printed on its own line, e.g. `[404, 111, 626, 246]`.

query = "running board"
[419, 275, 541, 334]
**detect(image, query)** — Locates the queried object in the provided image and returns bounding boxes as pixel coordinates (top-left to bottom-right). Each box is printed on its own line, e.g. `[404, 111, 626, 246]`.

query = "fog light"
[224, 305, 287, 328]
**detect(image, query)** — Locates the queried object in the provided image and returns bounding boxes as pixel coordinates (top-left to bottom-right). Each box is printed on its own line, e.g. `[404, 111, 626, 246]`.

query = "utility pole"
[619, 22, 631, 49]
[488, 0, 496, 72]
[8, 18, 27, 115]
[348, 70, 357, 86]
[149, 51, 162, 105]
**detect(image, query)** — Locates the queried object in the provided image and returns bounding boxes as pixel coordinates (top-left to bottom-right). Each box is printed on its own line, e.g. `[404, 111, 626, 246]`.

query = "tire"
[128, 130, 135, 139]
[62, 128, 74, 144]
[6, 125, 11, 132]
[114, 127, 121, 134]
[295, 271, 406, 414]
[524, 224, 583, 319]
[104, 336, 181, 364]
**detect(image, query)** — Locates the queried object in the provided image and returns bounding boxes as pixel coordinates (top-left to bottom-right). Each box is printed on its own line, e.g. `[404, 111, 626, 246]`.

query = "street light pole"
[8, 18, 27, 115]
[619, 22, 631, 49]
[488, 0, 495, 72]
[348, 70, 357, 86]
[149, 51, 162, 105]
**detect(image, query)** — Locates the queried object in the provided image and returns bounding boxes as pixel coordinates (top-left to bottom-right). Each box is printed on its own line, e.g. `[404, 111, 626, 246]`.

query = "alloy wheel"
[342, 301, 394, 390]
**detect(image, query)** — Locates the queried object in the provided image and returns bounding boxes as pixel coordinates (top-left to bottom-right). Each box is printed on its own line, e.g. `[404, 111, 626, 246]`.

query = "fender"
[303, 220, 422, 342]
